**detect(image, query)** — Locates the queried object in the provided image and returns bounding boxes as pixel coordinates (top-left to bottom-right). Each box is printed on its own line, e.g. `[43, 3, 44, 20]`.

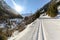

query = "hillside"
[0, 0, 23, 20]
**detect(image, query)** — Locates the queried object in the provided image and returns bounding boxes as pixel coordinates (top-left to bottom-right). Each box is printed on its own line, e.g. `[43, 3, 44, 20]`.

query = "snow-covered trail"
[42, 19, 60, 40]
[8, 19, 60, 40]
[8, 19, 43, 40]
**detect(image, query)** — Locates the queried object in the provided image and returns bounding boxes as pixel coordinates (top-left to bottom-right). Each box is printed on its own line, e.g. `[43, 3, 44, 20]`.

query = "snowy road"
[8, 19, 60, 40]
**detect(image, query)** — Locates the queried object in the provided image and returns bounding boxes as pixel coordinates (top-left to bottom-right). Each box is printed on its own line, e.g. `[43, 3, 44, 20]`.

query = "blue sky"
[5, 0, 50, 14]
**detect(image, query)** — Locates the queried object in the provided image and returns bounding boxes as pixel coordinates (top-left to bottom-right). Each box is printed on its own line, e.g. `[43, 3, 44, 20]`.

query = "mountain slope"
[0, 0, 23, 19]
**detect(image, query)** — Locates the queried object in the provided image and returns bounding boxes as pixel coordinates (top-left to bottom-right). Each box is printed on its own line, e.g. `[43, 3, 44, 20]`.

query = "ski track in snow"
[8, 19, 60, 40]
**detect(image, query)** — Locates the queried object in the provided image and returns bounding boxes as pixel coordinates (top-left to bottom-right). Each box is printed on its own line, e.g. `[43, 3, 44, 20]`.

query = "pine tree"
[46, 2, 58, 17]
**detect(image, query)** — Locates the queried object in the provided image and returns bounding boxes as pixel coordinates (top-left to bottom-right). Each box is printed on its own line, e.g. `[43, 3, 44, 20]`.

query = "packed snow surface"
[8, 18, 60, 40]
